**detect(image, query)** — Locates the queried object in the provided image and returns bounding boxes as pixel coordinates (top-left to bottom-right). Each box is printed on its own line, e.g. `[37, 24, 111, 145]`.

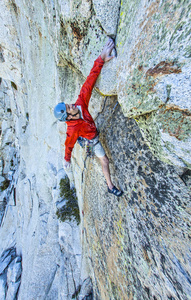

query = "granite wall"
[0, 0, 190, 299]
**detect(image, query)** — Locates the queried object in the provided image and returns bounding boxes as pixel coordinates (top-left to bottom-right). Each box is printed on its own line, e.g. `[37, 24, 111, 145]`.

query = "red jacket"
[64, 55, 104, 162]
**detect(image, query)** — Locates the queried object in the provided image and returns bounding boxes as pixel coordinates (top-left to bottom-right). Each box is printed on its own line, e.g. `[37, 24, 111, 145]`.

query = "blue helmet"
[54, 102, 67, 122]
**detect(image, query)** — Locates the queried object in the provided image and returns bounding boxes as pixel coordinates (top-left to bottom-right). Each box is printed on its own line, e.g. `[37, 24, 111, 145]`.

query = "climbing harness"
[77, 97, 119, 158]
[77, 136, 99, 157]
[77, 136, 86, 148]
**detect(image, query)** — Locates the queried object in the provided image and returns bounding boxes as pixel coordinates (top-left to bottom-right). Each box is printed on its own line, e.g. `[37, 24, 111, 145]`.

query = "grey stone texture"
[83, 96, 191, 299]
[0, 0, 190, 299]
[7, 257, 22, 284]
[114, 0, 191, 168]
[0, 273, 7, 300]
[78, 277, 93, 300]
[0, 248, 21, 300]
[92, 0, 121, 35]
[0, 256, 12, 276]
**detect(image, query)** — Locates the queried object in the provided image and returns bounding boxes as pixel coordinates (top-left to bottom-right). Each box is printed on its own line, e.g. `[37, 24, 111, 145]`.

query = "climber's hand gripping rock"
[101, 38, 115, 62]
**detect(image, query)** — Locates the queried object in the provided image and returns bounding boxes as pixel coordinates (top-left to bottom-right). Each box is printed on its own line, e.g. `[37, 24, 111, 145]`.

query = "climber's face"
[66, 104, 78, 114]
[65, 104, 79, 120]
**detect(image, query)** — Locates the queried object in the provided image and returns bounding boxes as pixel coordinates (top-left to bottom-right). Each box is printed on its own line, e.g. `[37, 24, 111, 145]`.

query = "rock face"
[0, 0, 190, 299]
[84, 96, 191, 299]
[0, 248, 22, 300]
[115, 0, 191, 169]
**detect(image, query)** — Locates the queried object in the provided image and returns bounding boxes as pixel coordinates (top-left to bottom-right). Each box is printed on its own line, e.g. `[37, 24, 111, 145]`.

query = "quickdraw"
[77, 136, 99, 157]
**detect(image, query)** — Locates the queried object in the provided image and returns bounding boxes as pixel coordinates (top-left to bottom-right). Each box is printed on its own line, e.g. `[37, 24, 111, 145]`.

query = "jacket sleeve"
[76, 55, 104, 108]
[64, 130, 78, 162]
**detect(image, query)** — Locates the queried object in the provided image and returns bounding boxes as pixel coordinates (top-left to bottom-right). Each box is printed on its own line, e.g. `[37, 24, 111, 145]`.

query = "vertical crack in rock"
[45, 264, 59, 298]
[70, 262, 78, 299]
[92, 0, 121, 36]
[0, 79, 19, 226]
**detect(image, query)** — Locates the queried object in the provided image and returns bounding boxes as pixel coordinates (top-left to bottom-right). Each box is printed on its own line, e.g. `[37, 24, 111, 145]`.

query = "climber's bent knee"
[93, 140, 106, 158]
[98, 155, 109, 166]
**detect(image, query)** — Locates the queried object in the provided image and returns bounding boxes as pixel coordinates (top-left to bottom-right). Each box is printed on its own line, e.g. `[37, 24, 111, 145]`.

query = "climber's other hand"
[63, 159, 71, 169]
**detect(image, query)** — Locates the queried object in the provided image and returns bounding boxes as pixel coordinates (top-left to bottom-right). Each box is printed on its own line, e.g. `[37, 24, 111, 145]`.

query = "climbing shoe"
[108, 186, 123, 197]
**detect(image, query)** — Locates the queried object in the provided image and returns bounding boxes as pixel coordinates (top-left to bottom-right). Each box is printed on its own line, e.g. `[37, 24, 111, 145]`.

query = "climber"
[54, 39, 123, 197]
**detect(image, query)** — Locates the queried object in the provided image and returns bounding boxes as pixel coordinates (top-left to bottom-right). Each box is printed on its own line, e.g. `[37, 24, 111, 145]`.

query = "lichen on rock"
[56, 176, 80, 225]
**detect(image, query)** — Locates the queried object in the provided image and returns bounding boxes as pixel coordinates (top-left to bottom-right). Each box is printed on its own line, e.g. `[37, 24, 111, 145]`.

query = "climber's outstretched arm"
[76, 38, 115, 108]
